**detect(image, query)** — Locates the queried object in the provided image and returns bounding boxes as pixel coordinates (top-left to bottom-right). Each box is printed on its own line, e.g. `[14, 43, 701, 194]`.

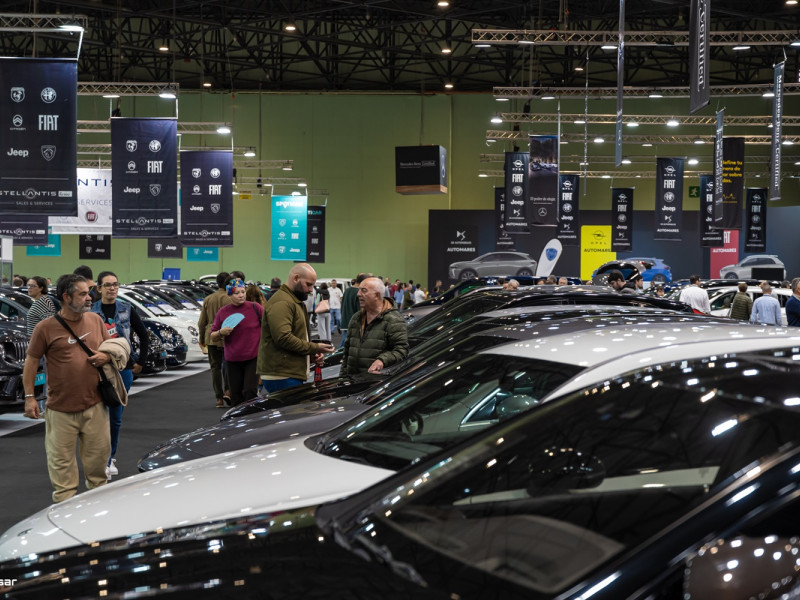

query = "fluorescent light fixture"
[733, 45, 751, 51]
[648, 91, 663, 98]
[601, 44, 617, 50]
[626, 121, 639, 128]
[298, 182, 308, 187]
[763, 91, 775, 97]
[694, 138, 705, 144]
[688, 158, 699, 165]
[783, 140, 794, 145]
[642, 142, 653, 147]
[490, 115, 503, 124]
[203, 81, 212, 88]
[594, 137, 605, 143]
[574, 66, 584, 72]
[102, 94, 120, 99]
[475, 43, 490, 48]
[518, 39, 535, 45]
[791, 40, 800, 46]
[574, 119, 586, 125]
[478, 173, 489, 178]
[666, 119, 680, 127]
[788, 0, 799, 5]
[602, 174, 611, 178]
[437, 0, 450, 5]
[486, 138, 497, 143]
[282, 163, 293, 171]
[59, 24, 84, 32]
[495, 97, 509, 102]
[541, 94, 555, 100]
[158, 86, 177, 99]
[216, 125, 231, 134]
[158, 42, 169, 52]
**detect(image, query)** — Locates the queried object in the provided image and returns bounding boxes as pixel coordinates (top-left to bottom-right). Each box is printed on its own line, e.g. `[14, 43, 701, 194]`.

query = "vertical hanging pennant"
[654, 157, 684, 241]
[699, 174, 723, 247]
[179, 151, 233, 246]
[504, 151, 530, 234]
[270, 195, 307, 261]
[615, 0, 625, 167]
[528, 136, 559, 226]
[770, 62, 785, 201]
[744, 188, 767, 252]
[494, 188, 515, 250]
[79, 235, 111, 261]
[557, 174, 580, 246]
[713, 110, 725, 227]
[306, 206, 326, 263]
[689, 0, 710, 114]
[722, 137, 745, 229]
[611, 187, 634, 251]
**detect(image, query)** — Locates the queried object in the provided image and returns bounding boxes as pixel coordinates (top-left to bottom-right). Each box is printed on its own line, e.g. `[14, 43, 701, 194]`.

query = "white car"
[3, 318, 800, 559]
[708, 285, 791, 325]
[719, 254, 786, 280]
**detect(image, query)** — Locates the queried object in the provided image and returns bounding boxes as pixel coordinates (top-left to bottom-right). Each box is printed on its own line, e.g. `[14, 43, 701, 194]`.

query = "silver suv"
[720, 254, 786, 280]
[448, 251, 537, 281]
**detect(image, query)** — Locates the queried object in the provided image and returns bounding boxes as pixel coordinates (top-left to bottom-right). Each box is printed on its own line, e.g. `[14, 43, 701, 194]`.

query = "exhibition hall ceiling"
[2, 1, 799, 93]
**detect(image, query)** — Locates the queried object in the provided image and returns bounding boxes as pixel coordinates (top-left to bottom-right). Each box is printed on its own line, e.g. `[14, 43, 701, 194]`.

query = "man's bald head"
[288, 263, 317, 301]
[289, 263, 316, 281]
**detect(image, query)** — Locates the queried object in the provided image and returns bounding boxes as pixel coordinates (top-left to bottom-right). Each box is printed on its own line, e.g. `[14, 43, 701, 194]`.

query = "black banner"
[395, 146, 447, 194]
[722, 137, 744, 229]
[770, 62, 784, 201]
[654, 157, 684, 241]
[744, 188, 767, 252]
[713, 110, 725, 227]
[79, 235, 111, 261]
[699, 174, 723, 247]
[611, 188, 633, 251]
[504, 152, 530, 234]
[0, 58, 77, 215]
[0, 214, 48, 245]
[494, 188, 515, 250]
[557, 174, 580, 246]
[528, 135, 558, 226]
[689, 0, 710, 114]
[111, 117, 178, 238]
[147, 237, 183, 259]
[615, 0, 625, 167]
[179, 151, 233, 246]
[306, 206, 326, 263]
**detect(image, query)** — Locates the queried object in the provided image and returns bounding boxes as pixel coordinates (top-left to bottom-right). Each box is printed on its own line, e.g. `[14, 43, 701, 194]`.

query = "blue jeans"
[109, 368, 133, 465]
[330, 308, 342, 331]
[262, 378, 304, 393]
[339, 329, 347, 348]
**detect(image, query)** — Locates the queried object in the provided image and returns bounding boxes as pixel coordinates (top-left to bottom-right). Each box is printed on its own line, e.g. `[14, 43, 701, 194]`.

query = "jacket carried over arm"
[340, 298, 409, 376]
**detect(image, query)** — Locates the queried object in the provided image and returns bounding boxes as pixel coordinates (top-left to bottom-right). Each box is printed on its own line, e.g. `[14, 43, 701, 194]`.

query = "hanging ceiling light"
[284, 22, 296, 32]
[216, 125, 231, 134]
[444, 82, 454, 89]
[243, 147, 256, 157]
[158, 85, 177, 99]
[490, 114, 503, 124]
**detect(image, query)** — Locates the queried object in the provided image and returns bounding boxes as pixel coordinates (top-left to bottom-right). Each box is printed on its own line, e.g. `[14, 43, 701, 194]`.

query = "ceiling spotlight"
[626, 121, 639, 128]
[642, 142, 653, 147]
[574, 65, 584, 72]
[594, 137, 605, 143]
[475, 43, 490, 48]
[732, 44, 751, 51]
[495, 97, 510, 102]
[601, 44, 617, 50]
[763, 91, 775, 97]
[541, 94, 555, 100]
[478, 173, 489, 178]
[158, 85, 177, 99]
[298, 182, 308, 187]
[216, 125, 231, 134]
[648, 91, 663, 99]
[490, 114, 503, 124]
[688, 158, 699, 165]
[486, 138, 497, 144]
[444, 82, 454, 89]
[602, 174, 611, 178]
[694, 138, 705, 144]
[102, 93, 120, 99]
[284, 22, 296, 32]
[158, 41, 169, 52]
[791, 40, 800, 46]
[437, 0, 450, 6]
[282, 162, 293, 171]
[441, 46, 452, 54]
[59, 24, 84, 33]
[203, 81, 212, 88]
[621, 157, 632, 165]
[666, 118, 680, 127]
[243, 147, 256, 157]
[574, 119, 586, 125]
[788, 0, 798, 5]
[782, 140, 794, 145]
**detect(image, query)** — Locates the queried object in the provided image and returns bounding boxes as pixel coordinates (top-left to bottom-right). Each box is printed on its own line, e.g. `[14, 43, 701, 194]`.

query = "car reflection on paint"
[5, 349, 800, 599]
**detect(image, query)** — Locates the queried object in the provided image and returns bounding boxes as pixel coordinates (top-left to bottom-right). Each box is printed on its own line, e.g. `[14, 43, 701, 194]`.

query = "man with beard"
[22, 273, 112, 502]
[257, 263, 334, 393]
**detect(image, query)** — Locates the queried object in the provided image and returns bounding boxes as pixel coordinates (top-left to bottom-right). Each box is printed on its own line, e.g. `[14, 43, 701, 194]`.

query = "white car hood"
[0, 437, 391, 559]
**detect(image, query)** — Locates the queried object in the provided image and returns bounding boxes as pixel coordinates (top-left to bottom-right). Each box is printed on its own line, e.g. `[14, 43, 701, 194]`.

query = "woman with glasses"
[91, 271, 150, 481]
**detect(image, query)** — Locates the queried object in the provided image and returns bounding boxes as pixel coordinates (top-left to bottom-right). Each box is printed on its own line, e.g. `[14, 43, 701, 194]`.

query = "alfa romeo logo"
[210, 168, 221, 179]
[149, 140, 161, 152]
[663, 192, 675, 203]
[41, 88, 57, 103]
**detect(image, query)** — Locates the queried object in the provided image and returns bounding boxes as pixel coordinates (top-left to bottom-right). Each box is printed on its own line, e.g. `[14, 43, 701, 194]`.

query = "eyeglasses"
[27, 283, 40, 288]
[100, 282, 120, 288]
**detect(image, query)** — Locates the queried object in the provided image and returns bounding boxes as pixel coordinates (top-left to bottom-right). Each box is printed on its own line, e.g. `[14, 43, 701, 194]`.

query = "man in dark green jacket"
[338, 272, 369, 348]
[340, 277, 409, 376]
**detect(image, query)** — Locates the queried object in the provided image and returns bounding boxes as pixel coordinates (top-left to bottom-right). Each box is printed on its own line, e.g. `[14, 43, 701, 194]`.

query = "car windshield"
[120, 289, 173, 316]
[407, 292, 509, 338]
[155, 286, 201, 309]
[133, 287, 186, 310]
[315, 354, 581, 471]
[329, 350, 800, 596]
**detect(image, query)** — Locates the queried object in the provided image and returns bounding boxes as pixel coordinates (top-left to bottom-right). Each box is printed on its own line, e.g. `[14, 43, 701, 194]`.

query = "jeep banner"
[179, 150, 233, 246]
[699, 174, 723, 247]
[147, 237, 183, 259]
[611, 187, 634, 252]
[0, 58, 77, 215]
[111, 117, 177, 237]
[270, 195, 307, 261]
[744, 188, 767, 252]
[528, 135, 559, 226]
[50, 168, 112, 234]
[79, 235, 111, 261]
[557, 174, 580, 246]
[306, 206, 326, 263]
[494, 187, 515, 250]
[654, 157, 684, 241]
[0, 214, 48, 245]
[503, 151, 530, 235]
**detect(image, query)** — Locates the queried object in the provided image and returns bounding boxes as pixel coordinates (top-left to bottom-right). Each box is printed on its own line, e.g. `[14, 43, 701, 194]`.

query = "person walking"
[786, 278, 800, 327]
[728, 282, 753, 321]
[25, 276, 57, 337]
[198, 272, 232, 408]
[315, 282, 332, 342]
[750, 281, 783, 325]
[679, 274, 711, 313]
[328, 279, 343, 333]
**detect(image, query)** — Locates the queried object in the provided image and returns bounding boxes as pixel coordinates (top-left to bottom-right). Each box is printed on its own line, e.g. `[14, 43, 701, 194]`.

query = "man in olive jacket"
[340, 277, 409, 376]
[257, 263, 334, 393]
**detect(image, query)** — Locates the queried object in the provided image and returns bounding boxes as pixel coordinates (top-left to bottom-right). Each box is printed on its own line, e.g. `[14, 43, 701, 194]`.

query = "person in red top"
[22, 274, 112, 502]
[210, 278, 264, 406]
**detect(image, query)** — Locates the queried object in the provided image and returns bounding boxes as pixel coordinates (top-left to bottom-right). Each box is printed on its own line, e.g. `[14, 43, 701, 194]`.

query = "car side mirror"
[527, 446, 605, 492]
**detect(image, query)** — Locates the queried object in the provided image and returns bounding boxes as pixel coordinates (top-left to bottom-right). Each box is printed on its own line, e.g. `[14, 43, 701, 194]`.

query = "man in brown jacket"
[198, 271, 232, 407]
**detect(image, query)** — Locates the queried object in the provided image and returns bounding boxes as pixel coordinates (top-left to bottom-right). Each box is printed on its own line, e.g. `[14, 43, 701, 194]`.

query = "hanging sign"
[306, 206, 326, 263]
[712, 110, 725, 227]
[494, 187, 515, 250]
[179, 151, 233, 246]
[79, 235, 111, 261]
[50, 168, 112, 234]
[722, 137, 744, 229]
[148, 237, 183, 258]
[528, 135, 558, 226]
[744, 188, 767, 253]
[654, 157, 684, 241]
[611, 187, 633, 252]
[557, 174, 580, 246]
[689, 0, 710, 114]
[0, 215, 48, 245]
[270, 195, 307, 260]
[699, 174, 723, 247]
[504, 152, 530, 235]
[770, 62, 785, 201]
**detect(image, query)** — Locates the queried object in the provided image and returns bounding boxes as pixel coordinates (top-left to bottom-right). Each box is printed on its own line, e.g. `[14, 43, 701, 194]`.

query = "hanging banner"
[770, 62, 784, 201]
[0, 58, 77, 215]
[306, 206, 326, 263]
[710, 230, 739, 278]
[49, 168, 112, 234]
[26, 230, 61, 256]
[394, 146, 447, 194]
[0, 214, 48, 245]
[722, 137, 744, 229]
[611, 187, 633, 252]
[270, 195, 307, 261]
[504, 152, 530, 234]
[179, 151, 233, 246]
[147, 237, 183, 258]
[615, 0, 625, 167]
[713, 110, 725, 227]
[79, 235, 111, 261]
[494, 187, 515, 250]
[528, 135, 559, 226]
[689, 0, 710, 114]
[186, 247, 219, 262]
[699, 174, 723, 247]
[111, 117, 177, 238]
[654, 157, 684, 241]
[557, 174, 580, 246]
[744, 188, 767, 253]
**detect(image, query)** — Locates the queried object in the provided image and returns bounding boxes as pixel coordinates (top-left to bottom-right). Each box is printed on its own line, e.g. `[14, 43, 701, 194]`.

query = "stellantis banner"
[504, 152, 530, 234]
[744, 188, 767, 253]
[699, 174, 723, 247]
[770, 62, 784, 201]
[494, 188, 515, 250]
[611, 187, 633, 252]
[689, 0, 710, 114]
[306, 206, 326, 263]
[0, 214, 48, 245]
[50, 168, 112, 234]
[179, 151, 233, 246]
[79, 235, 111, 261]
[557, 174, 580, 246]
[654, 157, 684, 240]
[713, 110, 725, 226]
[0, 58, 77, 215]
[111, 117, 177, 237]
[722, 137, 744, 229]
[528, 135, 559, 226]
[270, 195, 307, 261]
[147, 237, 183, 259]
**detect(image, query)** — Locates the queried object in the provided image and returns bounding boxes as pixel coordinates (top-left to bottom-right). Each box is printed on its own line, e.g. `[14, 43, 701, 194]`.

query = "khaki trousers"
[45, 402, 110, 503]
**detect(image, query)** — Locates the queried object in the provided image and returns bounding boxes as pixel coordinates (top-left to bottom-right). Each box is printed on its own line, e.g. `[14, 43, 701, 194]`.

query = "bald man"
[257, 263, 334, 393]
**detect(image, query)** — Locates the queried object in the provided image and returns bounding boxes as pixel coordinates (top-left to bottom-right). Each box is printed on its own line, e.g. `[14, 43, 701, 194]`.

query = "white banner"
[49, 168, 112, 234]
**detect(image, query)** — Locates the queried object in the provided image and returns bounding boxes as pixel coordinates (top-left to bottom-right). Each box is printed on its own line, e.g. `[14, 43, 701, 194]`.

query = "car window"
[710, 291, 734, 311]
[408, 295, 508, 337]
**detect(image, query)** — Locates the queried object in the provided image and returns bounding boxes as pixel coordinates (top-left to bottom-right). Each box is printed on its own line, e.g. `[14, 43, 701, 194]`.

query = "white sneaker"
[105, 466, 111, 481]
[108, 459, 118, 476]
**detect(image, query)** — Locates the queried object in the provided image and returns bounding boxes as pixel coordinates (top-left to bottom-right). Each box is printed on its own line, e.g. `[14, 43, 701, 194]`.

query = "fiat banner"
[0, 214, 48, 245]
[722, 137, 744, 229]
[654, 157, 684, 240]
[0, 58, 77, 215]
[611, 187, 633, 252]
[270, 195, 307, 261]
[504, 152, 530, 234]
[699, 174, 723, 247]
[179, 151, 233, 246]
[50, 168, 112, 234]
[494, 188, 515, 250]
[528, 135, 559, 226]
[306, 206, 326, 263]
[744, 188, 767, 252]
[557, 174, 580, 246]
[111, 117, 177, 237]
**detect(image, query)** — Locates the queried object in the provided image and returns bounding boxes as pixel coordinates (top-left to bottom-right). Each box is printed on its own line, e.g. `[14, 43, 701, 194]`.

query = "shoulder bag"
[315, 298, 330, 314]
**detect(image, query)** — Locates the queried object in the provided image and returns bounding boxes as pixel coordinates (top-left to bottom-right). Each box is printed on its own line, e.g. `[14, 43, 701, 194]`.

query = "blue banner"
[271, 195, 308, 261]
[180, 151, 233, 246]
[186, 246, 219, 262]
[111, 117, 178, 237]
[26, 230, 61, 256]
[0, 214, 48, 245]
[0, 58, 77, 215]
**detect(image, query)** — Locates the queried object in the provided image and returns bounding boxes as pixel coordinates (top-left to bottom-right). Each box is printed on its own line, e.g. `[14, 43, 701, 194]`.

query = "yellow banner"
[580, 225, 616, 281]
